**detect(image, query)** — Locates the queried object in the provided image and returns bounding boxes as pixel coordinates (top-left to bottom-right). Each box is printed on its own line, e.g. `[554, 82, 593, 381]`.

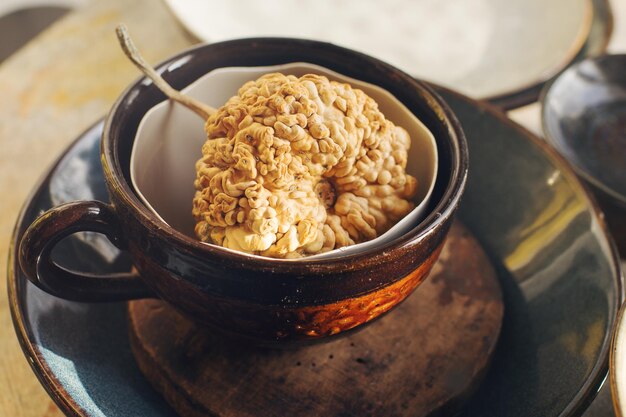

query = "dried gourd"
[193, 73, 417, 258]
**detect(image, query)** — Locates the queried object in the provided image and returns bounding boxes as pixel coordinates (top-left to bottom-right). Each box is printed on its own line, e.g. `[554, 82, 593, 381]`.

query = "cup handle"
[19, 201, 153, 302]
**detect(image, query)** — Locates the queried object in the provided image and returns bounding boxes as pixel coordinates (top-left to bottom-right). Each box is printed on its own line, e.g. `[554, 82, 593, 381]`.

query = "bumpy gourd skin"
[192, 73, 417, 258]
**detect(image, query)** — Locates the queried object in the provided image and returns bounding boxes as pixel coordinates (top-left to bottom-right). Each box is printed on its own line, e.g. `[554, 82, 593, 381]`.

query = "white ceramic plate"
[612, 299, 626, 417]
[130, 62, 438, 260]
[163, 0, 592, 100]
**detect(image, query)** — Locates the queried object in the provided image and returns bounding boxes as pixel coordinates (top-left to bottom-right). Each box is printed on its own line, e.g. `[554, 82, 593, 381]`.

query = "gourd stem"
[115, 24, 216, 120]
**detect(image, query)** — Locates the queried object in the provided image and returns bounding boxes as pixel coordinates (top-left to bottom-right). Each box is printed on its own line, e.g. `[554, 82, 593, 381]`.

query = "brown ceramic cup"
[19, 39, 468, 344]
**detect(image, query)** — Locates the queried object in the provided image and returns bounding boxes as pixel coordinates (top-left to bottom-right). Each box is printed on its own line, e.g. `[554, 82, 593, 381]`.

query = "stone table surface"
[0, 0, 625, 416]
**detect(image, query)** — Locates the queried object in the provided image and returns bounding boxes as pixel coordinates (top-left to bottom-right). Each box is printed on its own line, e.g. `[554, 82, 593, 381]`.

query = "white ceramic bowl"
[130, 62, 438, 260]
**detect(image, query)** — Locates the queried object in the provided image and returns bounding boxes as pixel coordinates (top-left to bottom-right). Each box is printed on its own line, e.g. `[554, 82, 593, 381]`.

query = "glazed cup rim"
[102, 37, 469, 271]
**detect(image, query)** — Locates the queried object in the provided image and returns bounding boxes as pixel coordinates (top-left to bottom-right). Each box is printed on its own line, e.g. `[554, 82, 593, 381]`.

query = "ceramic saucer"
[9, 88, 623, 417]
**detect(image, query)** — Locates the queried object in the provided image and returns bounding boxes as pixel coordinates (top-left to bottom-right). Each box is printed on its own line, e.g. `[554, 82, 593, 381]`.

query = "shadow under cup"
[21, 38, 468, 344]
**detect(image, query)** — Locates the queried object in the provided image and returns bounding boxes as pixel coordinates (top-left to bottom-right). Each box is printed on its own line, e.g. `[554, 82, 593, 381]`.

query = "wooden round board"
[128, 222, 504, 417]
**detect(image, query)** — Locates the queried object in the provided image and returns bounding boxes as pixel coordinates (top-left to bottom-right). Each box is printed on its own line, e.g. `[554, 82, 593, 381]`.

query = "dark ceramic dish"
[19, 38, 468, 344]
[542, 54, 626, 253]
[9, 87, 623, 416]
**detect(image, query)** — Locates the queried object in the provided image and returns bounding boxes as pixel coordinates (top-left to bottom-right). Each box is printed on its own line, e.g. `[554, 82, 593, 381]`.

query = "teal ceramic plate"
[8, 88, 623, 416]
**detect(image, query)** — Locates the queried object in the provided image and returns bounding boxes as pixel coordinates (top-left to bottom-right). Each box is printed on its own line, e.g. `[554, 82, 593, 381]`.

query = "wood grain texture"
[0, 1, 194, 415]
[128, 222, 504, 417]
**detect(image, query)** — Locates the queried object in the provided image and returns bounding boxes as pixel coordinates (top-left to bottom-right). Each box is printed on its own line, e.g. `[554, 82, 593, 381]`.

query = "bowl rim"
[102, 37, 469, 271]
[540, 53, 626, 207]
